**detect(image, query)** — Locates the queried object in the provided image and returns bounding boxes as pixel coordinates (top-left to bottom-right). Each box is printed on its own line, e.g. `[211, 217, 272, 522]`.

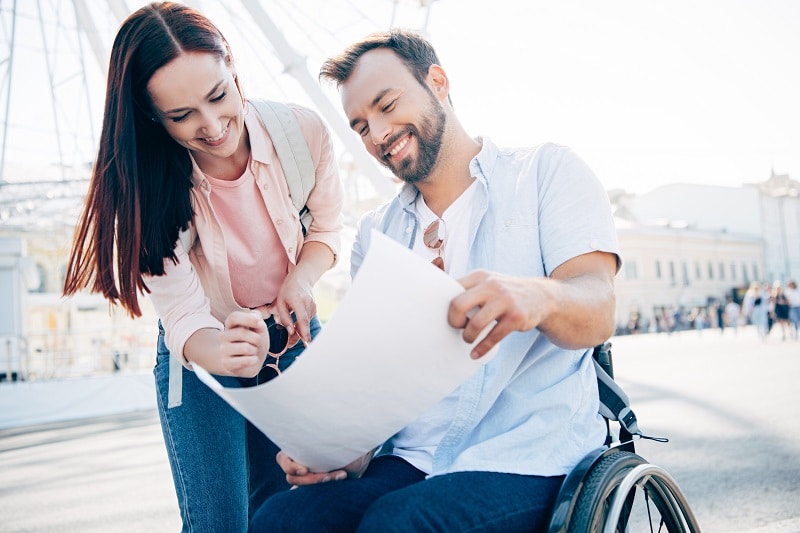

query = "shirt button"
[287, 247, 294, 254]
[590, 240, 600, 250]
[504, 218, 513, 227]
[405, 227, 413, 234]
[276, 219, 283, 225]
[262, 183, 268, 190]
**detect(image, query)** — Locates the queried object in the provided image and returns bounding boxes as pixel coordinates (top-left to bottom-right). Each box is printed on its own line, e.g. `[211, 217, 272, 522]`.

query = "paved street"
[1, 326, 798, 532]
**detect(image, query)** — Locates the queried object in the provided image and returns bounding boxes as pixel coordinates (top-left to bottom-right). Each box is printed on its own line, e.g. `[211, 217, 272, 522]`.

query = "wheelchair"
[547, 343, 701, 533]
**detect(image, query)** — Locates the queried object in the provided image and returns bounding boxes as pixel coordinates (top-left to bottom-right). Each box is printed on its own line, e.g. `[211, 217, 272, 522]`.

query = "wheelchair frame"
[547, 343, 702, 533]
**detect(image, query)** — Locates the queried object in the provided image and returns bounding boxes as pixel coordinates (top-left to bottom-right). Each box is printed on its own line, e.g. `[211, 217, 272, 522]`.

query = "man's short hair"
[319, 29, 441, 89]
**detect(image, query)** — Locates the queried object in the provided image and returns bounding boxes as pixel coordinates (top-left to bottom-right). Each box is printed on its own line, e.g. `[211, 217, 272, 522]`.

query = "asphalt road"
[1, 326, 798, 532]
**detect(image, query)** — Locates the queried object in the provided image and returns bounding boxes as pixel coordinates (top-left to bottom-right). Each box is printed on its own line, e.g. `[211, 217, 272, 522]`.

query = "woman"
[63, 2, 344, 530]
[772, 282, 791, 341]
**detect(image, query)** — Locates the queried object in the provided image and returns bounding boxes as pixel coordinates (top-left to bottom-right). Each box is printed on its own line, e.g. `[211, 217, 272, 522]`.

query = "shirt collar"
[469, 136, 496, 186]
[243, 100, 275, 167]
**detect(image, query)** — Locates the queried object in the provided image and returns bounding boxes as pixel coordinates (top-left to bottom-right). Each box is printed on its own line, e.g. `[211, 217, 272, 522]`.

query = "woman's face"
[147, 51, 246, 167]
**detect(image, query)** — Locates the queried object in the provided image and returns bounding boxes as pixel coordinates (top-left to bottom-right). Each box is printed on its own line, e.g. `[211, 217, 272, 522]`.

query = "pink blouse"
[144, 102, 344, 361]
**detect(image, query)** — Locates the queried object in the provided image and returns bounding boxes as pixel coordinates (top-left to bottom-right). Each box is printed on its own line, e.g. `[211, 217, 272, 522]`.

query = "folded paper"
[194, 230, 497, 472]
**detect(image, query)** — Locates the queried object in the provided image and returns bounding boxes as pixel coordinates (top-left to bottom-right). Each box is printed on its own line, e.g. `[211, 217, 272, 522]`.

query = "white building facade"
[614, 221, 763, 330]
[611, 171, 799, 331]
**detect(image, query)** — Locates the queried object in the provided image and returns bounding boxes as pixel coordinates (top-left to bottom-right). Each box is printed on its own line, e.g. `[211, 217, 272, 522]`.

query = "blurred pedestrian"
[743, 282, 769, 340]
[724, 297, 741, 335]
[714, 301, 725, 334]
[773, 282, 791, 341]
[785, 280, 800, 340]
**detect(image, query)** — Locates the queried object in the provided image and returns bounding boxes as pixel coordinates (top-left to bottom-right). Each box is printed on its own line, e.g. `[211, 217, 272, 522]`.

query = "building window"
[708, 262, 714, 280]
[682, 262, 690, 286]
[625, 260, 638, 280]
[655, 260, 662, 280]
[669, 261, 676, 284]
[742, 263, 749, 284]
[59, 264, 68, 290]
[753, 263, 760, 281]
[730, 261, 737, 281]
[32, 263, 47, 293]
[695, 261, 702, 280]
[719, 262, 725, 280]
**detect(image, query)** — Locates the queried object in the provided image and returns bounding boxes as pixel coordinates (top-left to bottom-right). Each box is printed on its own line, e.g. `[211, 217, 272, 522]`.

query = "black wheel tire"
[568, 450, 647, 533]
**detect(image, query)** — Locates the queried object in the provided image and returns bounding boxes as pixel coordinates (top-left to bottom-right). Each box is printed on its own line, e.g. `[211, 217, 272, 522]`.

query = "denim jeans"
[249, 455, 564, 533]
[790, 306, 800, 334]
[155, 316, 321, 533]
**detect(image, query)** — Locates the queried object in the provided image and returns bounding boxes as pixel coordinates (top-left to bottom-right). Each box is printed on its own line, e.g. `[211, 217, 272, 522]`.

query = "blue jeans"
[790, 306, 800, 333]
[249, 455, 564, 533]
[155, 317, 321, 533]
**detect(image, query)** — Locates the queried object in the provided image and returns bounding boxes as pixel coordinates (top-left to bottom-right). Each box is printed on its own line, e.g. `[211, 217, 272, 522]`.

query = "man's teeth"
[388, 136, 409, 156]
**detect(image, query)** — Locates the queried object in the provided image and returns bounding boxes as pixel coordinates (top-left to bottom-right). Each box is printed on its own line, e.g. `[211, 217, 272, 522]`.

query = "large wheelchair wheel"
[568, 450, 700, 533]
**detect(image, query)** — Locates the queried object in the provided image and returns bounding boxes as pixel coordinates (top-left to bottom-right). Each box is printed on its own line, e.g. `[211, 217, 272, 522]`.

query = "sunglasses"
[260, 317, 291, 381]
[424, 218, 446, 270]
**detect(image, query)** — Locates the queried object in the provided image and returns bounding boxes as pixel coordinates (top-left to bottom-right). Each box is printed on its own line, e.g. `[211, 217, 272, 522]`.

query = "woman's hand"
[217, 310, 269, 377]
[272, 269, 316, 346]
[184, 310, 269, 377]
[271, 241, 336, 345]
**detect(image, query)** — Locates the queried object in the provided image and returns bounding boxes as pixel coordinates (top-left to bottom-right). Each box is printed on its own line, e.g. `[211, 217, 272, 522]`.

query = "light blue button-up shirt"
[351, 139, 620, 477]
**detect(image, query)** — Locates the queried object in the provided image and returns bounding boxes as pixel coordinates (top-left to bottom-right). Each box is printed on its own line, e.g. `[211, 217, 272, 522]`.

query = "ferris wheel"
[0, 0, 439, 231]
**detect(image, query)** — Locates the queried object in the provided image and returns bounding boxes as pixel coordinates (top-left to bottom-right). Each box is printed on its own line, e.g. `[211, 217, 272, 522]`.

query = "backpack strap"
[168, 224, 196, 409]
[593, 342, 639, 436]
[594, 356, 640, 438]
[249, 99, 315, 234]
[592, 342, 668, 444]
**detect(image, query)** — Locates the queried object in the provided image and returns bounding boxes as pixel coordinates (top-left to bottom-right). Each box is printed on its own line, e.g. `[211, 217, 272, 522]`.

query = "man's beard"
[380, 94, 446, 184]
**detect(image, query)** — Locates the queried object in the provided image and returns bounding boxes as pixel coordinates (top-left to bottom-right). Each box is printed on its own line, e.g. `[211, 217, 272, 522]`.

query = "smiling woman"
[60, 2, 344, 531]
[147, 52, 250, 177]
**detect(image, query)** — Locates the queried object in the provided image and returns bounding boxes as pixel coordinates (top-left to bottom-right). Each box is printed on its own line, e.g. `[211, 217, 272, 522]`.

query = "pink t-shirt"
[206, 164, 288, 308]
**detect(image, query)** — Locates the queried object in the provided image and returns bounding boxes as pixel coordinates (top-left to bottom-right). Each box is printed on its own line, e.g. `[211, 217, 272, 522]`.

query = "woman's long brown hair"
[63, 2, 231, 317]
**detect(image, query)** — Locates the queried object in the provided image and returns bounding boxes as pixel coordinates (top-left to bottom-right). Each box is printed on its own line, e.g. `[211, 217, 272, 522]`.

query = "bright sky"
[4, 0, 799, 197]
[424, 0, 800, 194]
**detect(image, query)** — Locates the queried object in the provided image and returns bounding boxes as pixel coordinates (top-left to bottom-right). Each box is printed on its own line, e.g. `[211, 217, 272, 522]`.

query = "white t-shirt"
[390, 180, 479, 473]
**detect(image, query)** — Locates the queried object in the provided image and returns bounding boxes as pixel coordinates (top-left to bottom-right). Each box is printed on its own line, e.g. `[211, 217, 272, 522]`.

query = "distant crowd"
[620, 280, 800, 341]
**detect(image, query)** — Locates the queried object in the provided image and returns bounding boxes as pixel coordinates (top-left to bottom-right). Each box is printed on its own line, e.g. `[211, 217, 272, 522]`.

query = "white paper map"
[193, 230, 497, 472]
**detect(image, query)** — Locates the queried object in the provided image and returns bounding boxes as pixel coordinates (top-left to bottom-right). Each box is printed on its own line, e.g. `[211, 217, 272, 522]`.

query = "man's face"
[341, 48, 446, 184]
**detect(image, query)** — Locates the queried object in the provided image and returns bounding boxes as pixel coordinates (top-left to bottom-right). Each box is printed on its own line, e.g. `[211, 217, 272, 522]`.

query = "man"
[250, 29, 620, 532]
[724, 296, 741, 334]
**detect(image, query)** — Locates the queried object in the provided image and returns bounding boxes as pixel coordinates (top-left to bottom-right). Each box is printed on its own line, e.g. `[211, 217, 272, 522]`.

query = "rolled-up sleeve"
[144, 238, 223, 364]
[291, 105, 344, 264]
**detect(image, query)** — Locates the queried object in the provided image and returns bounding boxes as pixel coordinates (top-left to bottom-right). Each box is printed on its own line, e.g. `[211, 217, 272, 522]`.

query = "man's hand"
[448, 270, 544, 359]
[276, 450, 374, 487]
[448, 251, 618, 357]
[276, 451, 348, 486]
